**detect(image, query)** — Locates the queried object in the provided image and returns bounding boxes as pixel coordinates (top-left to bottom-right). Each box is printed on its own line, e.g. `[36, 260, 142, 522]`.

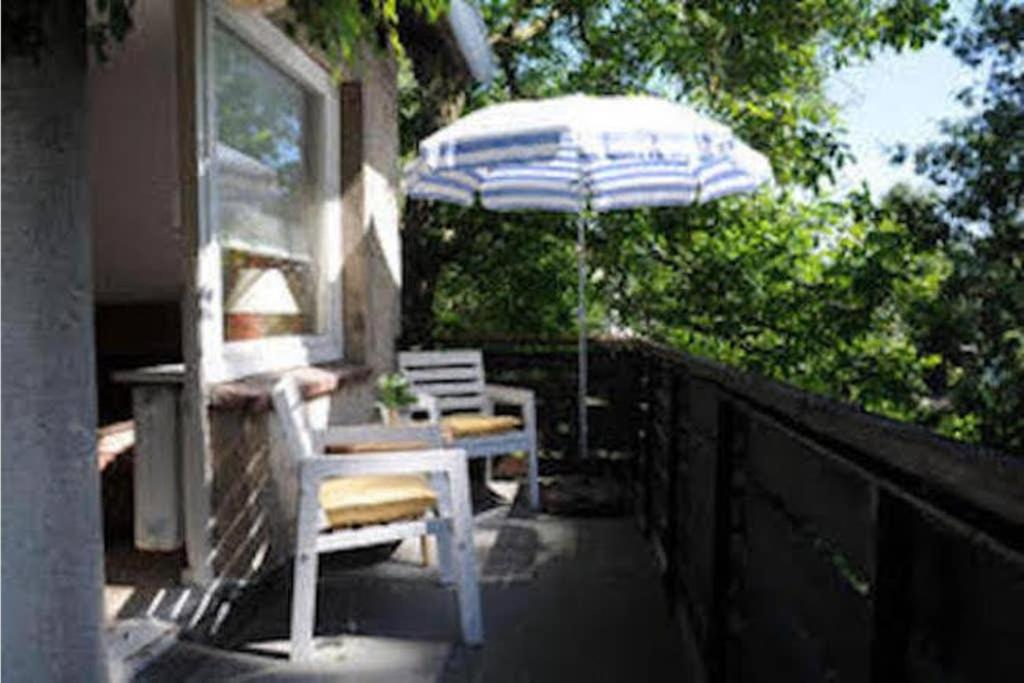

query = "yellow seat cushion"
[319, 475, 437, 529]
[442, 414, 523, 439]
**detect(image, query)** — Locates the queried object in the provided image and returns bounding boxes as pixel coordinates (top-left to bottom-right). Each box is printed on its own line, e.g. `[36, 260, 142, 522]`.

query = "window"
[198, 2, 341, 381]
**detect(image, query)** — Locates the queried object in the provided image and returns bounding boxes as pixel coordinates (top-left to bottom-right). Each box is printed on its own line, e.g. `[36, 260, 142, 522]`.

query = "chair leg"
[484, 455, 493, 487]
[448, 461, 484, 645]
[524, 400, 541, 511]
[291, 492, 320, 661]
[430, 472, 455, 585]
[528, 438, 540, 511]
[420, 536, 431, 567]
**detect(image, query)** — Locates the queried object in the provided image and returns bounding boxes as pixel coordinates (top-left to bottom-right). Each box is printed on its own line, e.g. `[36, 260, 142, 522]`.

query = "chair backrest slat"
[399, 349, 487, 416]
[404, 366, 481, 382]
[436, 395, 488, 412]
[272, 377, 318, 463]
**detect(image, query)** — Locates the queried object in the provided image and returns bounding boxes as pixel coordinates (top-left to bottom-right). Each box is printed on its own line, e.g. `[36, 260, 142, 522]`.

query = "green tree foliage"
[400, 1, 1018, 452]
[907, 0, 1024, 452]
[287, 0, 449, 66]
[400, 0, 950, 340]
[483, 0, 946, 187]
[594, 192, 952, 416]
[431, 190, 953, 427]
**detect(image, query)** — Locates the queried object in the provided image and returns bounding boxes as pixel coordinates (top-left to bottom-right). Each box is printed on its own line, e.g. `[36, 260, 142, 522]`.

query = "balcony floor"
[137, 484, 685, 682]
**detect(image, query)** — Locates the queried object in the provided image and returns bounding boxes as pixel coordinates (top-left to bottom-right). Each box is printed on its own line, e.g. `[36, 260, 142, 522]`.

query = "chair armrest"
[299, 448, 466, 483]
[320, 423, 444, 451]
[485, 384, 534, 407]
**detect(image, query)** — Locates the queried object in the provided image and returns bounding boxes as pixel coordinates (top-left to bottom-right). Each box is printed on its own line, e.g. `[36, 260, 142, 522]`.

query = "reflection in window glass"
[214, 25, 321, 341]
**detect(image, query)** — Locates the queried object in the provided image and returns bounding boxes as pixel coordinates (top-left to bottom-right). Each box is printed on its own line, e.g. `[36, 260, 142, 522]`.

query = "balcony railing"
[442, 337, 1024, 682]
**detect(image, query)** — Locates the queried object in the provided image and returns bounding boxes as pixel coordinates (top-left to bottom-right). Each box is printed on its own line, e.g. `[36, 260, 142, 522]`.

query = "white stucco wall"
[90, 0, 184, 303]
[339, 46, 403, 378]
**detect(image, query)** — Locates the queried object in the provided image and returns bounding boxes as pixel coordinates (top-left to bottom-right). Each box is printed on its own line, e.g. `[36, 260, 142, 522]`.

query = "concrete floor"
[136, 489, 686, 682]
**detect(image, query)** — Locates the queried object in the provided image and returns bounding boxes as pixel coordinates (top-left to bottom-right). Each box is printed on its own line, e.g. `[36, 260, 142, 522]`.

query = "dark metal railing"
[441, 336, 1024, 682]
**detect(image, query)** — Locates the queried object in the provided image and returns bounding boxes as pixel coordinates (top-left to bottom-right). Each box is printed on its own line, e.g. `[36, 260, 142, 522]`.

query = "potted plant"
[376, 373, 417, 425]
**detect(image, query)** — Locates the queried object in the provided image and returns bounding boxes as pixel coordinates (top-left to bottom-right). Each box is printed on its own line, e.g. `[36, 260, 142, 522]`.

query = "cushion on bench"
[319, 475, 437, 528]
[442, 414, 523, 439]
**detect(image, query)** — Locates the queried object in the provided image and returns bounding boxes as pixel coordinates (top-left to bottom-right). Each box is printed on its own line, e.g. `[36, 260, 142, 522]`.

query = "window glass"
[214, 25, 322, 341]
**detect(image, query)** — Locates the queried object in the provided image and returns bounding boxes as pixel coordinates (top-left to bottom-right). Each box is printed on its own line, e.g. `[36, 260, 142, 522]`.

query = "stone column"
[1, 2, 108, 680]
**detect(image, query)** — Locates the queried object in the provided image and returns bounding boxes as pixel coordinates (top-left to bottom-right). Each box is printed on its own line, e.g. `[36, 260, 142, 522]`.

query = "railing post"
[646, 355, 657, 538]
[708, 397, 748, 683]
[663, 365, 682, 610]
[636, 351, 656, 535]
[870, 489, 912, 682]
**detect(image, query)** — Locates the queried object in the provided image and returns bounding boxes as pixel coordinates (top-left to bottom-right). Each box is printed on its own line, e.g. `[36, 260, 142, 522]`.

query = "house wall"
[90, 0, 183, 304]
[85, 0, 404, 591]
[89, 0, 184, 436]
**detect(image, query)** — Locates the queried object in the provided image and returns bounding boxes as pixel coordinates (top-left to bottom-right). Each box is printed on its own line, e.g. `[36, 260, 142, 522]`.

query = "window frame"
[196, 0, 342, 383]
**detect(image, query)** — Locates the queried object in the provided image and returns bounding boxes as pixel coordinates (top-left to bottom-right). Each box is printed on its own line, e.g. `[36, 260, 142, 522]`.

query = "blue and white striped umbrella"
[405, 94, 772, 213]
[404, 94, 772, 458]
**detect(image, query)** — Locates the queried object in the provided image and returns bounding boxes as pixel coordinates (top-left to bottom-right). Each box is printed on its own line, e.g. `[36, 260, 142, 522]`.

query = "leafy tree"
[908, 0, 1024, 452]
[433, 189, 954, 426]
[287, 0, 449, 66]
[399, 1, 1022, 452]
[399, 0, 951, 347]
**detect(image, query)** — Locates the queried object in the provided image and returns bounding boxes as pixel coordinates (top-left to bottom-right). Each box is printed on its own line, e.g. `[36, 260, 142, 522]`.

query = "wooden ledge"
[209, 363, 373, 413]
[97, 420, 136, 471]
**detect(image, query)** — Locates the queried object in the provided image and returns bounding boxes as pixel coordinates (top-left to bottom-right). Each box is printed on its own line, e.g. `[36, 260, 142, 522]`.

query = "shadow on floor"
[137, 483, 684, 682]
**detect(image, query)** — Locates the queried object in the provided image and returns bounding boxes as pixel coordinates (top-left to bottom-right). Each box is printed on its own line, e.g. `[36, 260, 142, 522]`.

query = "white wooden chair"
[271, 377, 483, 661]
[398, 349, 540, 510]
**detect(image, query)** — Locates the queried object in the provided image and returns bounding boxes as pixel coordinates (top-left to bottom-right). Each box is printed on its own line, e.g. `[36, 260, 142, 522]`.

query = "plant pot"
[226, 313, 304, 340]
[379, 406, 412, 426]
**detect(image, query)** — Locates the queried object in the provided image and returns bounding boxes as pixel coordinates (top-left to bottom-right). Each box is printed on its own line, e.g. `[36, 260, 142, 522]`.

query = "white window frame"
[196, 0, 342, 383]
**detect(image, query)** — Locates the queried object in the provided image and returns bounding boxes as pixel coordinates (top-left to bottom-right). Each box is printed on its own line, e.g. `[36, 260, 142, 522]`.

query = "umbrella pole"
[577, 212, 589, 459]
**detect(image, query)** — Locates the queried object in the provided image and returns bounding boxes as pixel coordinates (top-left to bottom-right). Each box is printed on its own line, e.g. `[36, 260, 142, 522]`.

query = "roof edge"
[445, 0, 495, 86]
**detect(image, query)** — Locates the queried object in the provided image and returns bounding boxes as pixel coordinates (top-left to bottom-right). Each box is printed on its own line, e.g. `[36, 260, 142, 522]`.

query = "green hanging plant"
[88, 0, 138, 62]
[285, 0, 449, 70]
[68, 0, 449, 67]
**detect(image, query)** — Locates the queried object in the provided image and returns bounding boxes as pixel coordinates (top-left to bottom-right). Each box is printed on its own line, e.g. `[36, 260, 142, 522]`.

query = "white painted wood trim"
[180, 0, 216, 585]
[290, 471, 321, 661]
[448, 458, 484, 644]
[132, 386, 183, 551]
[405, 367, 482, 382]
[399, 350, 483, 368]
[315, 519, 450, 554]
[213, 2, 336, 93]
[415, 380, 486, 395]
[272, 376, 484, 657]
[452, 433, 531, 456]
[399, 349, 541, 510]
[198, 0, 343, 383]
[299, 449, 467, 480]
[411, 391, 441, 421]
[485, 383, 535, 405]
[430, 472, 456, 585]
[319, 423, 444, 450]
[436, 396, 488, 412]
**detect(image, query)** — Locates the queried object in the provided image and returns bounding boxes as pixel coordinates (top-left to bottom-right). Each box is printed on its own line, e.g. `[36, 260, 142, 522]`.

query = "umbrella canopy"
[405, 94, 772, 211]
[404, 94, 772, 458]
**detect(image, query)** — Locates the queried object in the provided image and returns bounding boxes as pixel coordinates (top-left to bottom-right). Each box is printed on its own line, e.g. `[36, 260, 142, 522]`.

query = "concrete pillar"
[1, 2, 108, 681]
